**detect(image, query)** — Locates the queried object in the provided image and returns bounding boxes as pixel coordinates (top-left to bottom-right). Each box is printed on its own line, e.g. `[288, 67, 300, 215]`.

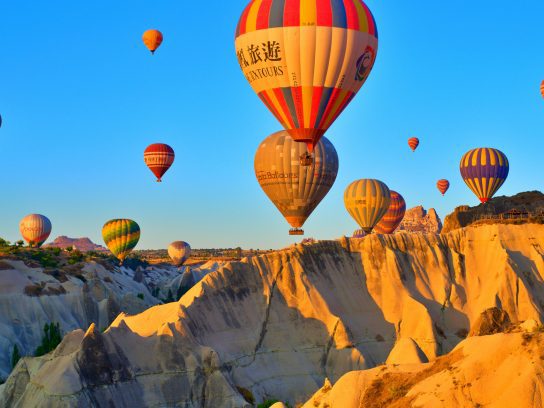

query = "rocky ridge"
[2, 223, 543, 407]
[397, 206, 442, 234]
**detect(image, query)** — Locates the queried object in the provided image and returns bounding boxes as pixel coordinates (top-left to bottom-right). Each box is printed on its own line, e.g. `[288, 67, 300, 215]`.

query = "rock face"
[2, 224, 544, 407]
[397, 206, 442, 234]
[468, 307, 512, 337]
[0, 260, 217, 379]
[43, 236, 108, 252]
[303, 329, 544, 408]
[442, 191, 544, 233]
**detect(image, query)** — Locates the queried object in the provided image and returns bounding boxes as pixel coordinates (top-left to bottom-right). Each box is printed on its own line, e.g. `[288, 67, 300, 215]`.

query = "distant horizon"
[1, 1, 542, 250]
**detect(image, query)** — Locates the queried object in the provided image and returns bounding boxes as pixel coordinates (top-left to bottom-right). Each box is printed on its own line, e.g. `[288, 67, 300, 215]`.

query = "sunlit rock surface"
[2, 224, 544, 407]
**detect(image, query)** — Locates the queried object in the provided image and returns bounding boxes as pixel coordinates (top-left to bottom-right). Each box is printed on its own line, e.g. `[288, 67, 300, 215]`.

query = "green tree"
[11, 344, 21, 368]
[35, 323, 62, 356]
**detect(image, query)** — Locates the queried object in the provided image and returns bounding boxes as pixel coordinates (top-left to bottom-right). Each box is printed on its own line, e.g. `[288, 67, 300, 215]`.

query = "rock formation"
[1, 223, 543, 407]
[397, 206, 442, 234]
[43, 236, 108, 253]
[442, 190, 544, 233]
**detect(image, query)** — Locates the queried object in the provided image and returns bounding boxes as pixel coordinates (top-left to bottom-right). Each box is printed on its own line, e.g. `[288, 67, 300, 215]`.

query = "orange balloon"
[142, 29, 163, 54]
[408, 137, 419, 152]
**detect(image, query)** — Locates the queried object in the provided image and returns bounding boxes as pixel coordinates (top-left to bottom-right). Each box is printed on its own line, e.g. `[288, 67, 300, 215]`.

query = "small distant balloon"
[344, 179, 391, 234]
[168, 241, 191, 266]
[373, 190, 406, 234]
[144, 143, 175, 182]
[352, 229, 366, 239]
[142, 29, 163, 54]
[436, 179, 450, 196]
[102, 219, 140, 263]
[408, 137, 419, 152]
[541, 80, 544, 98]
[460, 148, 509, 204]
[19, 214, 52, 247]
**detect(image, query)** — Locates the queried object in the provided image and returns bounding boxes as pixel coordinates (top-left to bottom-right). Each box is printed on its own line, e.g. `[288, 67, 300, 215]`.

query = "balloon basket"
[289, 228, 304, 236]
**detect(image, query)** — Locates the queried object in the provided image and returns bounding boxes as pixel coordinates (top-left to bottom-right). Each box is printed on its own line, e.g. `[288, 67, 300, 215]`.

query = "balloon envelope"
[254, 131, 338, 234]
[541, 80, 544, 98]
[142, 29, 163, 54]
[344, 179, 391, 233]
[437, 179, 450, 195]
[144, 143, 175, 182]
[460, 148, 509, 203]
[102, 219, 140, 262]
[373, 190, 406, 234]
[235, 0, 378, 152]
[168, 241, 191, 266]
[19, 214, 52, 247]
[408, 137, 419, 152]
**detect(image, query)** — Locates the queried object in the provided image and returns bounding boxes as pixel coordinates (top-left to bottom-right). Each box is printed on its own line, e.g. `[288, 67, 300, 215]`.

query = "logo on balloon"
[355, 46, 375, 82]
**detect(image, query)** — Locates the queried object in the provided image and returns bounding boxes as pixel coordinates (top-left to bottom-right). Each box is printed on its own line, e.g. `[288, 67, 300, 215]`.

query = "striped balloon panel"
[144, 143, 175, 181]
[352, 229, 366, 238]
[541, 80, 544, 98]
[19, 214, 52, 247]
[436, 179, 450, 195]
[168, 241, 192, 266]
[373, 190, 406, 234]
[460, 148, 509, 203]
[254, 130, 338, 228]
[344, 179, 391, 233]
[408, 137, 419, 151]
[102, 219, 140, 262]
[235, 0, 378, 148]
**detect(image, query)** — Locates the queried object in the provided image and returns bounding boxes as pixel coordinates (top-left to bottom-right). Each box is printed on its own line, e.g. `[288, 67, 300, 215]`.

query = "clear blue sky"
[0, 1, 542, 249]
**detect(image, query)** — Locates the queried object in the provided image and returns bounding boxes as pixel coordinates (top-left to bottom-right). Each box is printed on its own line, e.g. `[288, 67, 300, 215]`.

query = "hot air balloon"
[19, 214, 52, 247]
[540, 80, 544, 98]
[168, 241, 191, 266]
[142, 29, 163, 54]
[373, 190, 406, 234]
[436, 179, 450, 196]
[102, 219, 140, 263]
[460, 148, 509, 204]
[144, 143, 175, 182]
[254, 130, 338, 235]
[235, 0, 378, 162]
[344, 179, 391, 234]
[408, 137, 419, 152]
[352, 229, 366, 238]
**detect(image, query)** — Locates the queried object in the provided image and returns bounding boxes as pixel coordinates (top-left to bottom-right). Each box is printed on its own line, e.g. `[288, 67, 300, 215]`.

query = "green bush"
[11, 344, 21, 368]
[35, 323, 63, 356]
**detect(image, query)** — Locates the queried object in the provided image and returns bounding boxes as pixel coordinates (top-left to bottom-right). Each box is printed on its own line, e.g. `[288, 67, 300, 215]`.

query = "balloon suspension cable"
[289, 228, 304, 236]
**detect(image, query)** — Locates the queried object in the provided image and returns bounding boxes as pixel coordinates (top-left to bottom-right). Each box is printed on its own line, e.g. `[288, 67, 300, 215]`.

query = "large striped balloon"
[168, 241, 191, 266]
[235, 0, 378, 152]
[19, 214, 52, 247]
[436, 179, 450, 196]
[102, 219, 140, 262]
[255, 130, 338, 235]
[460, 148, 509, 203]
[408, 137, 419, 152]
[373, 190, 406, 234]
[344, 179, 391, 233]
[144, 143, 175, 182]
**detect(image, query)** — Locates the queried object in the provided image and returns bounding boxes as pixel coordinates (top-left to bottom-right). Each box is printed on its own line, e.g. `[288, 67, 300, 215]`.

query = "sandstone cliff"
[442, 191, 544, 233]
[397, 206, 442, 234]
[2, 224, 544, 407]
[43, 236, 108, 252]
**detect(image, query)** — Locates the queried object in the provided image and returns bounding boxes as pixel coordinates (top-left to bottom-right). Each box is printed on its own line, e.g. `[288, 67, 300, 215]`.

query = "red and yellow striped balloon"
[235, 0, 378, 152]
[373, 190, 406, 234]
[541, 80, 544, 98]
[436, 179, 450, 196]
[19, 214, 52, 247]
[144, 143, 175, 182]
[408, 137, 419, 152]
